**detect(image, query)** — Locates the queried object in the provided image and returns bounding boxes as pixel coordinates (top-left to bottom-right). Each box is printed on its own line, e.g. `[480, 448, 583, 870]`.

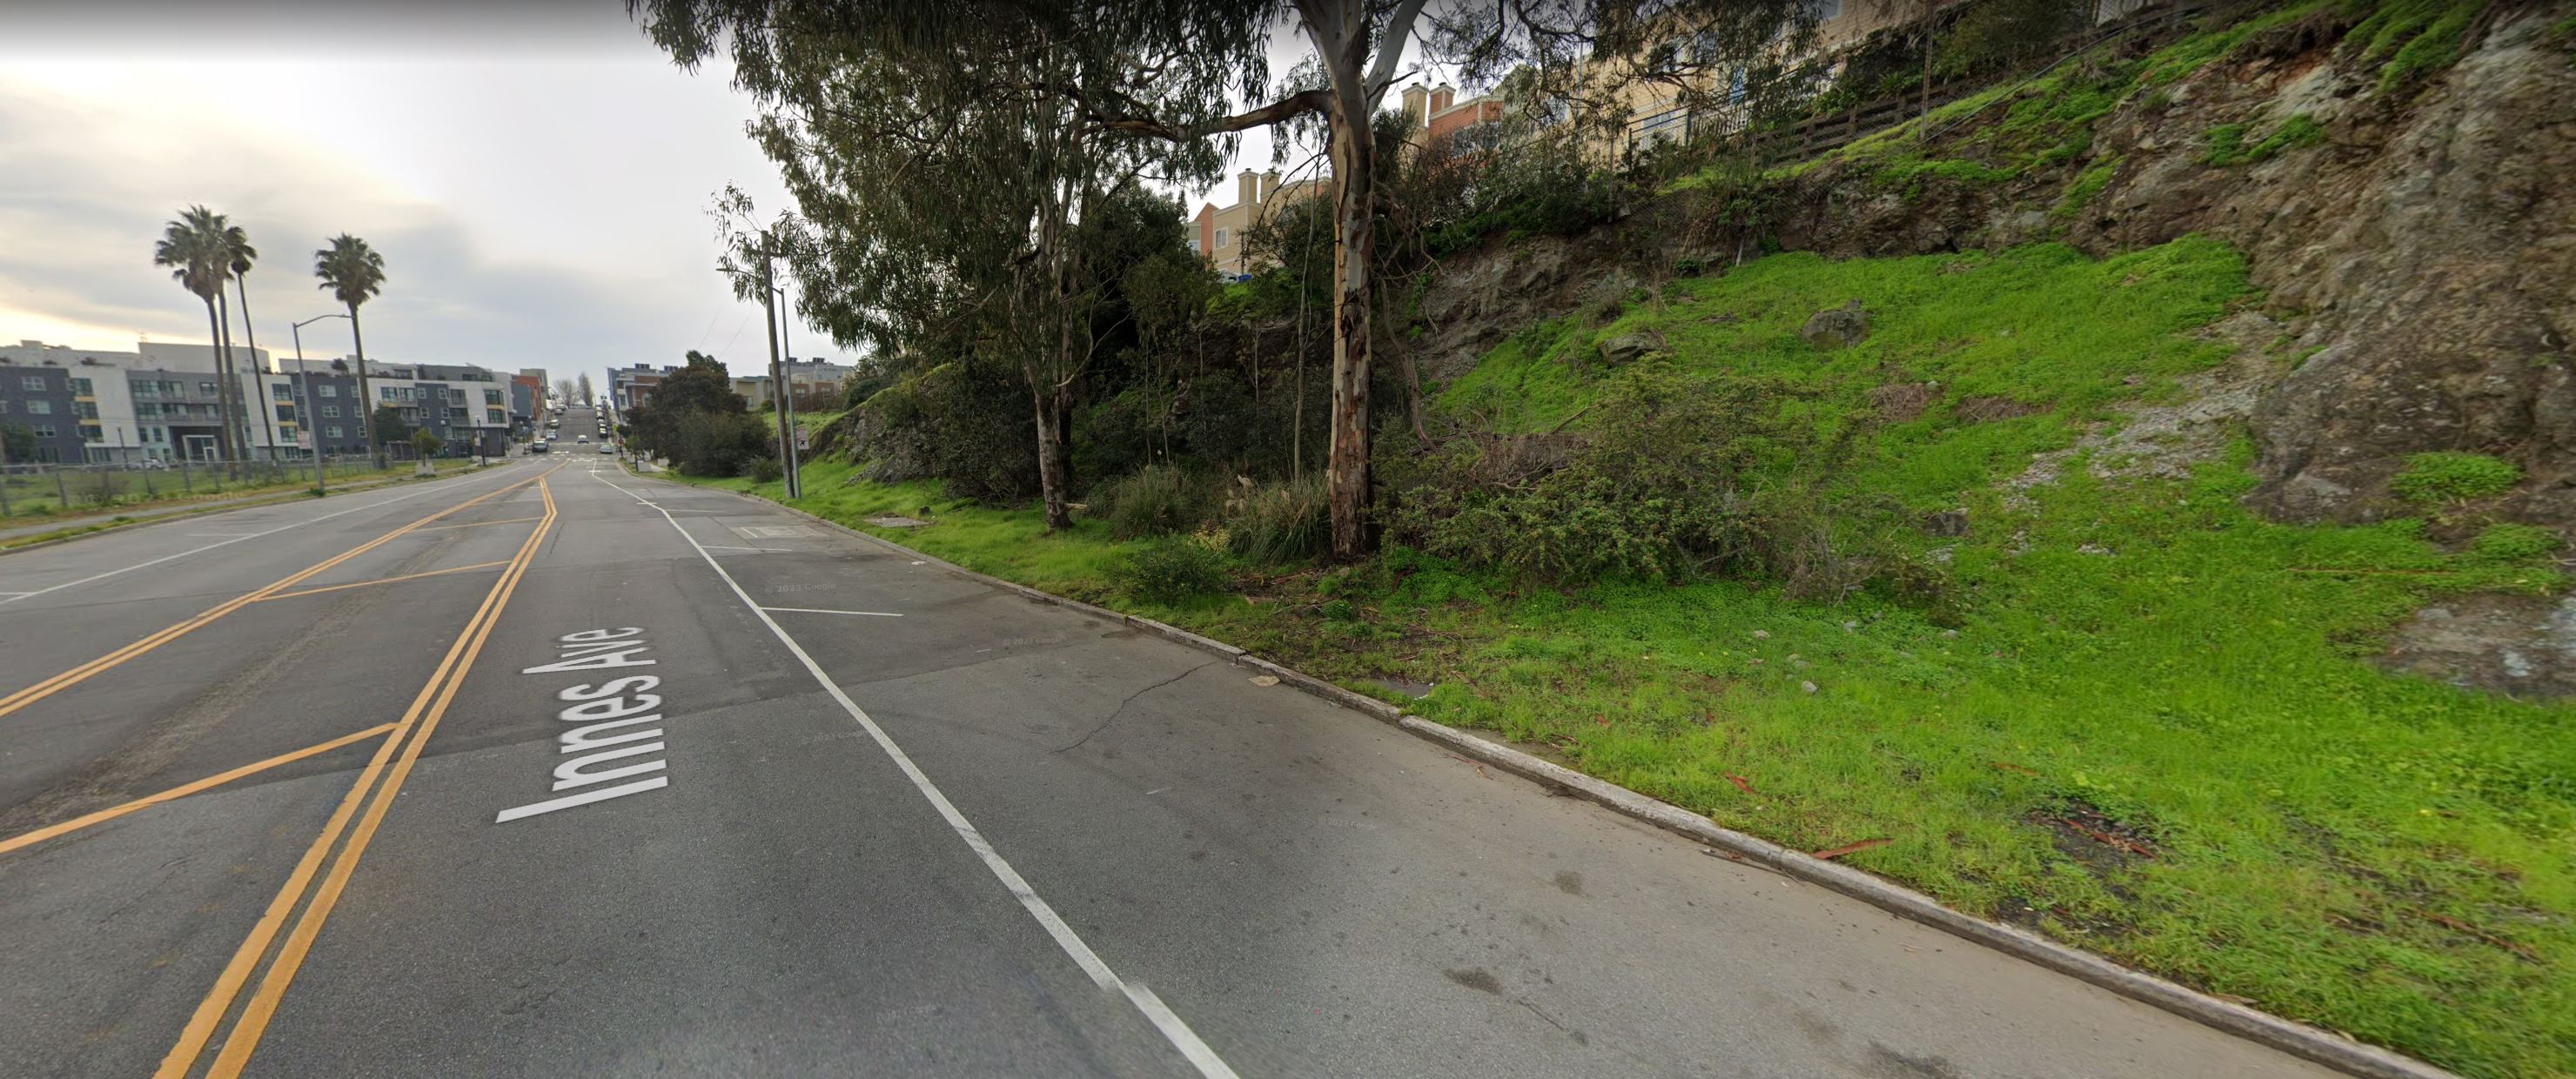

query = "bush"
[1090, 463, 1218, 540]
[1221, 474, 1330, 564]
[2467, 523, 2559, 565]
[745, 456, 784, 484]
[2391, 452, 2520, 505]
[1389, 366, 1844, 583]
[1110, 537, 1231, 604]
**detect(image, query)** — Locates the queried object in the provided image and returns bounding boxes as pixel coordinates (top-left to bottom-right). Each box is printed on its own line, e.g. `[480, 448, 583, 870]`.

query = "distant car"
[530, 441, 550, 454]
[577, 436, 589, 443]
[598, 444, 614, 454]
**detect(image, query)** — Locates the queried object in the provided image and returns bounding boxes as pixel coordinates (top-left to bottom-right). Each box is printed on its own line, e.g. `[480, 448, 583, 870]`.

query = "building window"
[325, 425, 345, 439]
[73, 401, 98, 419]
[162, 381, 184, 395]
[487, 408, 506, 425]
[1214, 228, 1229, 249]
[273, 383, 292, 400]
[79, 425, 102, 442]
[70, 377, 92, 395]
[26, 399, 51, 415]
[484, 389, 503, 405]
[322, 405, 340, 418]
[278, 405, 296, 422]
[18, 376, 43, 391]
[132, 381, 159, 399]
[199, 381, 218, 395]
[32, 425, 56, 438]
[319, 384, 338, 399]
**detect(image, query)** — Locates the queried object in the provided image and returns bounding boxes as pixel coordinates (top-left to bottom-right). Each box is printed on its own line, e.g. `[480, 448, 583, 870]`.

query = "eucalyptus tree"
[152, 205, 238, 461]
[638, 0, 1447, 556]
[643, 3, 1251, 531]
[313, 234, 386, 459]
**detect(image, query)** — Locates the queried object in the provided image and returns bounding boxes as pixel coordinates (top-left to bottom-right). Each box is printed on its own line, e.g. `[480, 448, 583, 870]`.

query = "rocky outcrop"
[1799, 300, 1870, 349]
[1770, 8, 2576, 528]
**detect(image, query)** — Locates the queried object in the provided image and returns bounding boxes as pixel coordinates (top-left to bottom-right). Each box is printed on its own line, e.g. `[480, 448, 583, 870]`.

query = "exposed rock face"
[2382, 593, 2576, 699]
[1800, 299, 1871, 349]
[1771, 11, 2576, 528]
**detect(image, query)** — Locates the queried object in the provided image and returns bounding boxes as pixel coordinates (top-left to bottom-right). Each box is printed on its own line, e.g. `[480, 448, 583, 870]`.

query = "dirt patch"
[1954, 395, 2041, 424]
[2380, 592, 2576, 699]
[2029, 801, 2157, 874]
[1868, 381, 1935, 422]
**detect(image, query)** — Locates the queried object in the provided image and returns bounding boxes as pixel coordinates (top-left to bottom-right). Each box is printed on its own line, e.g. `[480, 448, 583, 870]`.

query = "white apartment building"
[1, 339, 511, 462]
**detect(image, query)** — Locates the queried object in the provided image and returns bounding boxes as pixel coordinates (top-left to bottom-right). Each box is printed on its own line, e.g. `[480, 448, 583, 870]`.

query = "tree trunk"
[1323, 90, 1377, 560]
[1034, 384, 1072, 531]
[350, 304, 378, 466]
[236, 277, 280, 461]
[203, 298, 236, 462]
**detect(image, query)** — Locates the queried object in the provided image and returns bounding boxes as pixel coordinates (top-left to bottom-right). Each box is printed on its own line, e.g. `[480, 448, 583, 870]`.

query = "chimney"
[1237, 168, 1260, 207]
[1402, 84, 1429, 126]
[1431, 84, 1455, 113]
[1259, 171, 1279, 202]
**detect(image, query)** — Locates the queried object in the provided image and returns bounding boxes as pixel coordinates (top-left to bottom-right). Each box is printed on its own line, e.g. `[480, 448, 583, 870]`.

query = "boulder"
[1598, 330, 1664, 366]
[1801, 300, 1869, 350]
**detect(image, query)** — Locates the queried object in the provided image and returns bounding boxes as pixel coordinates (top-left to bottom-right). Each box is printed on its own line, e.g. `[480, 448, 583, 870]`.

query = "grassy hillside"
[690, 237, 2573, 1078]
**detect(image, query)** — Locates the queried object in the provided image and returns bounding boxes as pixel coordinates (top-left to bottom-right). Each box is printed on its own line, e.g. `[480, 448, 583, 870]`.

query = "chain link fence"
[0, 452, 464, 520]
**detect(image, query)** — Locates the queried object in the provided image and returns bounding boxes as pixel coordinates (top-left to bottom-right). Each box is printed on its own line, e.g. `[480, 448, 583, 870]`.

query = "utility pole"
[292, 313, 349, 495]
[758, 235, 801, 499]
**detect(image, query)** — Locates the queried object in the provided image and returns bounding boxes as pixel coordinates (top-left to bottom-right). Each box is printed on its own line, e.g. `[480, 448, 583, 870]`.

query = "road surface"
[0, 405, 2338, 1077]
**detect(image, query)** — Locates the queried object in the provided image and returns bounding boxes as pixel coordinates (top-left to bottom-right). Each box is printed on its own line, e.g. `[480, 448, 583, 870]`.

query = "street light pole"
[292, 313, 351, 495]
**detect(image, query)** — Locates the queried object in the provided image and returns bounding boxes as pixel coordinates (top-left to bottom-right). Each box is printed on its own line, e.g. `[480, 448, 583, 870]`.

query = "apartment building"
[607, 362, 680, 412]
[732, 357, 855, 410]
[0, 339, 508, 461]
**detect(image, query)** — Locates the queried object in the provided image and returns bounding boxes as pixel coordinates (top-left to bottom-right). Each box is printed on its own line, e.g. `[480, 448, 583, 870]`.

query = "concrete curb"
[0, 464, 496, 558]
[664, 472, 2457, 1079]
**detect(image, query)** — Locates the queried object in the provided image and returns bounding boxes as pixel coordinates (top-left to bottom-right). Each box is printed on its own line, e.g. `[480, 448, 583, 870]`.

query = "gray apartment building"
[0, 363, 85, 464]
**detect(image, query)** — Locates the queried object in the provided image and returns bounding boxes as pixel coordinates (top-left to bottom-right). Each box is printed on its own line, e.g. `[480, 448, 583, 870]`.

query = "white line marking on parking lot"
[760, 607, 903, 618]
[591, 469, 1239, 1079]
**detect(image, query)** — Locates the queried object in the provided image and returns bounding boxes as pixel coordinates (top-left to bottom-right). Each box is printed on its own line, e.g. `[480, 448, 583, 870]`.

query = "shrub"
[2467, 523, 2559, 565]
[1389, 366, 1844, 583]
[2391, 452, 2520, 505]
[745, 456, 784, 484]
[1110, 537, 1230, 604]
[1090, 464, 1218, 540]
[1220, 474, 1330, 564]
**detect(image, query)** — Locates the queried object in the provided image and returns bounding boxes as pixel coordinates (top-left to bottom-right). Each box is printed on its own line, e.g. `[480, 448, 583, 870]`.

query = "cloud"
[0, 51, 790, 383]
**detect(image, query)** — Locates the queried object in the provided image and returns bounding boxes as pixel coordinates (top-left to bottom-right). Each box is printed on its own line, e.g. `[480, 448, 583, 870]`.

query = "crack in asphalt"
[1054, 659, 1221, 754]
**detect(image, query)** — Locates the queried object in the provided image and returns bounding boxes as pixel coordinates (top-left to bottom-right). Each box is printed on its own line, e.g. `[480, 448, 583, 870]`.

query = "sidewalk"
[0, 462, 487, 546]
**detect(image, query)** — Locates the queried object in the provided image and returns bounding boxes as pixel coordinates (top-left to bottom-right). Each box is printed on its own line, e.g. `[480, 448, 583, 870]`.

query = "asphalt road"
[0, 405, 2341, 1078]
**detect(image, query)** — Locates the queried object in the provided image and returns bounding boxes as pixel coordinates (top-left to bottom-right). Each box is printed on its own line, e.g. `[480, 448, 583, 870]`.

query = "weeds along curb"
[685, 476, 2457, 1079]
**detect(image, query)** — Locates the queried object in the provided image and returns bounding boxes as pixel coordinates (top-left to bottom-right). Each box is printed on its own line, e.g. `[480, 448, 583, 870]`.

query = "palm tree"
[154, 206, 236, 461]
[222, 224, 281, 462]
[313, 234, 386, 462]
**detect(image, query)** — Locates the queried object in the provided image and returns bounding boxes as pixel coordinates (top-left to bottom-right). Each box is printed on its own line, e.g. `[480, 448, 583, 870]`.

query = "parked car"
[530, 441, 550, 454]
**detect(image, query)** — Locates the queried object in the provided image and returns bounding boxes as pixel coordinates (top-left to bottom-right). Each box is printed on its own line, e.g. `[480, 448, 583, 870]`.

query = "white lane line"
[760, 607, 904, 618]
[591, 470, 1239, 1079]
[0, 463, 530, 609]
[699, 545, 791, 553]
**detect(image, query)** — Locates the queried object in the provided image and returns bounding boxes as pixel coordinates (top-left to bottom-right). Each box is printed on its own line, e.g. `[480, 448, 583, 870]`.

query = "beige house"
[1189, 169, 1326, 278]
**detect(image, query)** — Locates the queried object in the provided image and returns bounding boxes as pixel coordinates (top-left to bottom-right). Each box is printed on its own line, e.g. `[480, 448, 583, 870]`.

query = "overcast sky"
[1, 3, 1437, 385]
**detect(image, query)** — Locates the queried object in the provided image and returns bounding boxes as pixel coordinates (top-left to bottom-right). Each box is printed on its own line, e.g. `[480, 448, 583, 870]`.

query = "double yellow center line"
[157, 474, 561, 1078]
[0, 466, 556, 723]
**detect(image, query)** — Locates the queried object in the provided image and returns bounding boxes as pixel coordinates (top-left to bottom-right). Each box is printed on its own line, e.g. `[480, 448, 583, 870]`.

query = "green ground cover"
[683, 237, 2573, 1077]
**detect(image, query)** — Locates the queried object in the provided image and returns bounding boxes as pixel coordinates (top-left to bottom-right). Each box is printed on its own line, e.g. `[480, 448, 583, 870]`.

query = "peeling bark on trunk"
[1035, 384, 1072, 531]
[1323, 83, 1376, 560]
